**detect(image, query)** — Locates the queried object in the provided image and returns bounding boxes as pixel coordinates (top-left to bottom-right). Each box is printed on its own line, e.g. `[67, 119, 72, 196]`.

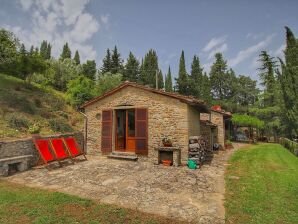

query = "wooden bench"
[0, 155, 33, 177]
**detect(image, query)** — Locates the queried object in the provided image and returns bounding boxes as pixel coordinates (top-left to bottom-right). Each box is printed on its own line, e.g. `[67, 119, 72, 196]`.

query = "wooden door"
[135, 108, 148, 155]
[126, 109, 136, 152]
[102, 110, 113, 154]
[115, 110, 126, 151]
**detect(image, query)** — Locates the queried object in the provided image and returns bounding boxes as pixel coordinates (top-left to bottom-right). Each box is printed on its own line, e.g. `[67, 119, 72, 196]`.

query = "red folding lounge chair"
[63, 137, 87, 161]
[50, 138, 74, 165]
[33, 139, 56, 168]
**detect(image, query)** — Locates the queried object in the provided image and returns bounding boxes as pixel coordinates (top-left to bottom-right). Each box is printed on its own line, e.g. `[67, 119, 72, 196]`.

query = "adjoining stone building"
[80, 81, 210, 165]
[200, 107, 232, 149]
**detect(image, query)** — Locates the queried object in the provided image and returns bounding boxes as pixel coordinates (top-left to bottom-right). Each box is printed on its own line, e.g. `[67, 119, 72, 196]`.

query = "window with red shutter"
[135, 108, 148, 155]
[102, 110, 113, 154]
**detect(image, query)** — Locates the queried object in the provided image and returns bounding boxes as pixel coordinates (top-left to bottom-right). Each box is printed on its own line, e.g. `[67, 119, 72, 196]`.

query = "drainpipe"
[79, 110, 88, 153]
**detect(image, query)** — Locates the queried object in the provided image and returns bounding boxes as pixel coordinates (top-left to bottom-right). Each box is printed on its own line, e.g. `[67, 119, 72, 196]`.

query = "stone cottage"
[80, 81, 209, 165]
[200, 107, 232, 149]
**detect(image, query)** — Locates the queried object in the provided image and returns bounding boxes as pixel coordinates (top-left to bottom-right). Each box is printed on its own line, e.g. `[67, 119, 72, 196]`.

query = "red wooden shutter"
[102, 110, 113, 154]
[135, 108, 148, 155]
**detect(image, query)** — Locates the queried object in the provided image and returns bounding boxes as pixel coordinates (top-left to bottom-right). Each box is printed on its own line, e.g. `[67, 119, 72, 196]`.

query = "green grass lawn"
[225, 143, 298, 224]
[0, 181, 182, 224]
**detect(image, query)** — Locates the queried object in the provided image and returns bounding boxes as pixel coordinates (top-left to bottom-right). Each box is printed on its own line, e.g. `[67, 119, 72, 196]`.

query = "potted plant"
[162, 136, 172, 147]
[224, 140, 233, 149]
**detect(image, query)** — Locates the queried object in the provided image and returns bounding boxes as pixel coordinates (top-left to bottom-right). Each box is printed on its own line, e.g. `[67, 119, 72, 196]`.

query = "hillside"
[0, 73, 83, 140]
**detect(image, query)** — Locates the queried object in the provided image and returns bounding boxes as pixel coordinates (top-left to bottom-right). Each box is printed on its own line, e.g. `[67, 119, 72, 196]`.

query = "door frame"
[114, 108, 136, 152]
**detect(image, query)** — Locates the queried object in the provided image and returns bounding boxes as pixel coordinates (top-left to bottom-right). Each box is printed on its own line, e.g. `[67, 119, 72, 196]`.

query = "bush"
[8, 94, 35, 114]
[6, 114, 30, 129]
[280, 138, 298, 157]
[49, 118, 73, 132]
[28, 123, 41, 134]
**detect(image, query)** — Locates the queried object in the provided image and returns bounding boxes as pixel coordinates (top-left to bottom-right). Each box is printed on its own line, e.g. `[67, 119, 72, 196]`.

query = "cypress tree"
[82, 60, 97, 81]
[74, 50, 80, 65]
[123, 51, 139, 82]
[45, 43, 51, 59]
[40, 40, 47, 59]
[209, 53, 228, 100]
[277, 27, 298, 136]
[18, 44, 29, 79]
[165, 66, 173, 92]
[60, 42, 71, 60]
[111, 46, 123, 74]
[175, 50, 189, 95]
[158, 69, 164, 89]
[140, 49, 159, 88]
[189, 55, 203, 98]
[101, 48, 112, 74]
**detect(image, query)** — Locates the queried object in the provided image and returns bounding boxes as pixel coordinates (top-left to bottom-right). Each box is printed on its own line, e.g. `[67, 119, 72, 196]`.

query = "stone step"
[107, 152, 138, 161]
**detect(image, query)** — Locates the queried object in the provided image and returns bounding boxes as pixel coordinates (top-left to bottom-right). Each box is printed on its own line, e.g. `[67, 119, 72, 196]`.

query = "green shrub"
[6, 114, 30, 129]
[49, 118, 73, 132]
[8, 94, 35, 114]
[28, 123, 41, 134]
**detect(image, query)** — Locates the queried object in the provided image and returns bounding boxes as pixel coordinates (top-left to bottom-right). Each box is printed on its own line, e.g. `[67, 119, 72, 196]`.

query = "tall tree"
[234, 75, 259, 107]
[209, 53, 228, 100]
[60, 42, 71, 60]
[158, 69, 164, 89]
[40, 40, 48, 59]
[201, 72, 212, 103]
[140, 49, 159, 88]
[101, 48, 112, 74]
[175, 50, 189, 95]
[277, 27, 298, 137]
[165, 66, 173, 92]
[46, 42, 51, 59]
[82, 60, 97, 81]
[111, 46, 123, 74]
[189, 55, 203, 97]
[18, 44, 29, 79]
[74, 50, 80, 65]
[123, 51, 139, 82]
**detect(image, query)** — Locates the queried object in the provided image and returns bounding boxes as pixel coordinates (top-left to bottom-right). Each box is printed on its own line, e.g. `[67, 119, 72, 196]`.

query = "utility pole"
[155, 69, 158, 90]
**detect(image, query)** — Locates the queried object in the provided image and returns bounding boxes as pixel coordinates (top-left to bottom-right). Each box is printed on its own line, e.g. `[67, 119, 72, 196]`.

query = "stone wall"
[0, 132, 83, 167]
[200, 122, 212, 150]
[210, 111, 225, 147]
[187, 105, 201, 137]
[84, 86, 191, 164]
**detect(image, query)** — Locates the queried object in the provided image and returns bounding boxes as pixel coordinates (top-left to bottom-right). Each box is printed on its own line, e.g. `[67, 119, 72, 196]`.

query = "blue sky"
[1, 0, 298, 82]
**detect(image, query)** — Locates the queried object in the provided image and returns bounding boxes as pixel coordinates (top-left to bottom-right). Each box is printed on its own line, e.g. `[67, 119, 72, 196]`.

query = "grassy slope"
[225, 143, 298, 224]
[0, 73, 83, 140]
[0, 181, 182, 224]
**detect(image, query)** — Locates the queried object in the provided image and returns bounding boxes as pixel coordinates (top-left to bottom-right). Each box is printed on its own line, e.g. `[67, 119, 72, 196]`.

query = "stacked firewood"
[189, 136, 208, 165]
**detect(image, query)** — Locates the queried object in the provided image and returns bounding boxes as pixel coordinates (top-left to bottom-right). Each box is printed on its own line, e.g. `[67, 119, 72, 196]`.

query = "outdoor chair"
[50, 138, 74, 165]
[33, 139, 57, 169]
[63, 137, 87, 161]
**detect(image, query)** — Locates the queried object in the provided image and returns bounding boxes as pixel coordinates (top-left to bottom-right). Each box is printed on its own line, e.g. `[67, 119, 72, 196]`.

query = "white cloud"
[246, 33, 264, 40]
[228, 34, 275, 67]
[11, 0, 105, 62]
[203, 35, 227, 52]
[207, 43, 228, 60]
[274, 43, 285, 58]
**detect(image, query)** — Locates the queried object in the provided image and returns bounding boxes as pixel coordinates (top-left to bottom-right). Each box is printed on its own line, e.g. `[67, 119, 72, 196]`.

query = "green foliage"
[234, 75, 259, 106]
[175, 50, 189, 95]
[140, 49, 159, 88]
[277, 27, 298, 137]
[60, 42, 71, 60]
[6, 113, 30, 129]
[123, 51, 139, 82]
[210, 53, 227, 100]
[101, 48, 112, 74]
[73, 50, 80, 65]
[280, 138, 298, 156]
[66, 76, 95, 107]
[158, 69, 164, 89]
[95, 72, 123, 96]
[28, 123, 41, 134]
[232, 113, 264, 129]
[82, 60, 97, 80]
[40, 40, 51, 60]
[189, 55, 211, 102]
[111, 45, 123, 74]
[165, 66, 173, 92]
[49, 118, 73, 132]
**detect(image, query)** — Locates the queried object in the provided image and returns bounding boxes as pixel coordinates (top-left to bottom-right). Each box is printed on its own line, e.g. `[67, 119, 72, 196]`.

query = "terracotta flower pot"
[162, 160, 172, 166]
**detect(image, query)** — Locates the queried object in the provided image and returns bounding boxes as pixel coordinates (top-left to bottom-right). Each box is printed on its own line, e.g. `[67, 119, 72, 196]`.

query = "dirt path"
[3, 146, 246, 223]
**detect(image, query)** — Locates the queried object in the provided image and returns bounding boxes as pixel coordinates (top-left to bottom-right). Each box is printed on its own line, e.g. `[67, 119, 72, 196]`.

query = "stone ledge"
[0, 155, 33, 163]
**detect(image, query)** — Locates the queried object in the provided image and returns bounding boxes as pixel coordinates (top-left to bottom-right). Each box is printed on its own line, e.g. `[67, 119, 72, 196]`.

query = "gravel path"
[4, 146, 244, 223]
